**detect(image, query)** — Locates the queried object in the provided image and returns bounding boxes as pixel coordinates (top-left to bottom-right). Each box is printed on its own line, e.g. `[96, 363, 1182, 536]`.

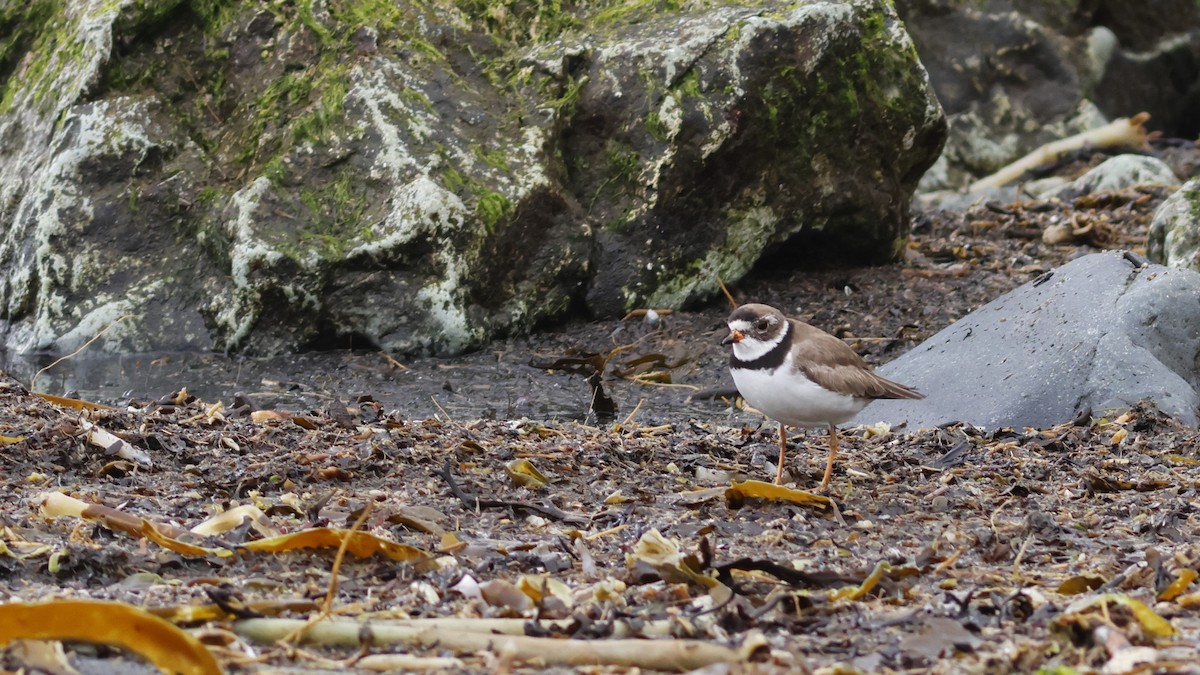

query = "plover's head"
[722, 303, 788, 361]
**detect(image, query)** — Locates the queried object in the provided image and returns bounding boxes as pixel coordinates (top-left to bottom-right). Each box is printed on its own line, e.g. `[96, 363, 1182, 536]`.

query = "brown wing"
[790, 320, 925, 401]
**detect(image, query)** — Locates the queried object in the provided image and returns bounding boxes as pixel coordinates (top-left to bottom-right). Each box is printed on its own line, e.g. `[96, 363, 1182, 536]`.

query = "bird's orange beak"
[722, 329, 743, 346]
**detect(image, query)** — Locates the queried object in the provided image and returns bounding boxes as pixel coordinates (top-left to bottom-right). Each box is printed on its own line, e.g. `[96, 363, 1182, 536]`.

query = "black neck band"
[730, 321, 790, 371]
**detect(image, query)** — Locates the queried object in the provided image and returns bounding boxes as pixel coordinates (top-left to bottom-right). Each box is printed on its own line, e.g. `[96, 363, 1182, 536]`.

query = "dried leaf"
[190, 504, 281, 538]
[387, 506, 448, 537]
[437, 532, 467, 554]
[0, 600, 220, 674]
[506, 458, 549, 488]
[725, 480, 831, 509]
[2, 639, 77, 674]
[604, 490, 634, 504]
[829, 561, 892, 601]
[1062, 594, 1176, 638]
[79, 418, 151, 466]
[291, 416, 319, 430]
[899, 617, 982, 662]
[516, 574, 574, 610]
[0, 434, 26, 445]
[33, 392, 111, 411]
[40, 492, 426, 562]
[40, 492, 185, 540]
[241, 528, 428, 562]
[626, 529, 720, 590]
[0, 529, 51, 560]
[40, 492, 210, 559]
[249, 410, 288, 424]
[1057, 574, 1106, 595]
[1157, 569, 1197, 602]
[140, 520, 221, 558]
[480, 579, 533, 613]
[629, 371, 672, 384]
[148, 599, 319, 624]
[1175, 590, 1200, 608]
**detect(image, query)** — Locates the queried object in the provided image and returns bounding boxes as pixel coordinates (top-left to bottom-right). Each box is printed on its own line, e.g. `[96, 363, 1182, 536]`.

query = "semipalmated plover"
[723, 303, 923, 487]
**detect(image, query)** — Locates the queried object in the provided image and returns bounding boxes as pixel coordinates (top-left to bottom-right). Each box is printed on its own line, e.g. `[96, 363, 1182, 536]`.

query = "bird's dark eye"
[754, 318, 770, 331]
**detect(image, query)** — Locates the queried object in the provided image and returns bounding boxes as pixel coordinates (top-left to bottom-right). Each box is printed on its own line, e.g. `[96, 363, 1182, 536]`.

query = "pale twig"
[281, 502, 374, 646]
[620, 308, 674, 321]
[323, 503, 373, 614]
[31, 314, 135, 392]
[988, 497, 1013, 539]
[382, 353, 408, 371]
[716, 276, 738, 309]
[586, 523, 629, 541]
[933, 547, 965, 575]
[617, 398, 645, 428]
[626, 377, 700, 390]
[429, 396, 453, 422]
[1012, 531, 1036, 582]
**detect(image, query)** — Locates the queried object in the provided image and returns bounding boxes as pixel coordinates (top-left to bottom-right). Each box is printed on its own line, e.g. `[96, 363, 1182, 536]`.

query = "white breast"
[730, 354, 868, 427]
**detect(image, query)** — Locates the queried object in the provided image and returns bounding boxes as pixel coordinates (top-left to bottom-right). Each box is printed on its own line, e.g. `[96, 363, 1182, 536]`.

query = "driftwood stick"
[969, 113, 1151, 191]
[234, 617, 761, 671]
[354, 653, 465, 671]
[258, 616, 673, 638]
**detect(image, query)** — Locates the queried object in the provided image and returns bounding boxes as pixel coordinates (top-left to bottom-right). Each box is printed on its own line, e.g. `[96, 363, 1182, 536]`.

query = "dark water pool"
[1, 344, 730, 426]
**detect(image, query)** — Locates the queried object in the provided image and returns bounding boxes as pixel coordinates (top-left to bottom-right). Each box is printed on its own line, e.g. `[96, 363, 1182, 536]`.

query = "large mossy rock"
[1148, 179, 1200, 271]
[0, 0, 945, 356]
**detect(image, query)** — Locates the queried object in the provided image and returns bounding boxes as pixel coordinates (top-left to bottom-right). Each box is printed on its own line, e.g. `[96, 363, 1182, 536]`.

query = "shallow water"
[1, 341, 730, 426]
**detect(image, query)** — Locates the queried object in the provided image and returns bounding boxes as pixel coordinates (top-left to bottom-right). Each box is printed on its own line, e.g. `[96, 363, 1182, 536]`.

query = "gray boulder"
[856, 251, 1200, 429]
[0, 0, 945, 356]
[1148, 179, 1200, 272]
[1037, 154, 1179, 200]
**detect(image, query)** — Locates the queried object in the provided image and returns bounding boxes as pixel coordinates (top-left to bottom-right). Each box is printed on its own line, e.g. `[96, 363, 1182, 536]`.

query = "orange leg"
[820, 424, 838, 489]
[775, 424, 788, 485]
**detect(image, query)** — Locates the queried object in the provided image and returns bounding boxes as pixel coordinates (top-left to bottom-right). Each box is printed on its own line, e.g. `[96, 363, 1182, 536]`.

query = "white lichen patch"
[0, 0, 134, 217]
[352, 62, 533, 196]
[1, 97, 156, 352]
[699, 114, 736, 160]
[415, 252, 476, 352]
[211, 177, 289, 349]
[350, 175, 466, 257]
[350, 66, 428, 182]
[656, 94, 684, 140]
[352, 174, 481, 351]
[645, 205, 781, 309]
[730, 3, 852, 96]
[595, 6, 751, 86]
[52, 278, 164, 353]
[514, 125, 555, 193]
[658, 11, 740, 85]
[1152, 180, 1200, 270]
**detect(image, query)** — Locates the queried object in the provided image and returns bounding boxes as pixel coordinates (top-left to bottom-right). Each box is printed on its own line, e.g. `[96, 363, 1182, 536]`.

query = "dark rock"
[899, 0, 1200, 190]
[1090, 0, 1200, 138]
